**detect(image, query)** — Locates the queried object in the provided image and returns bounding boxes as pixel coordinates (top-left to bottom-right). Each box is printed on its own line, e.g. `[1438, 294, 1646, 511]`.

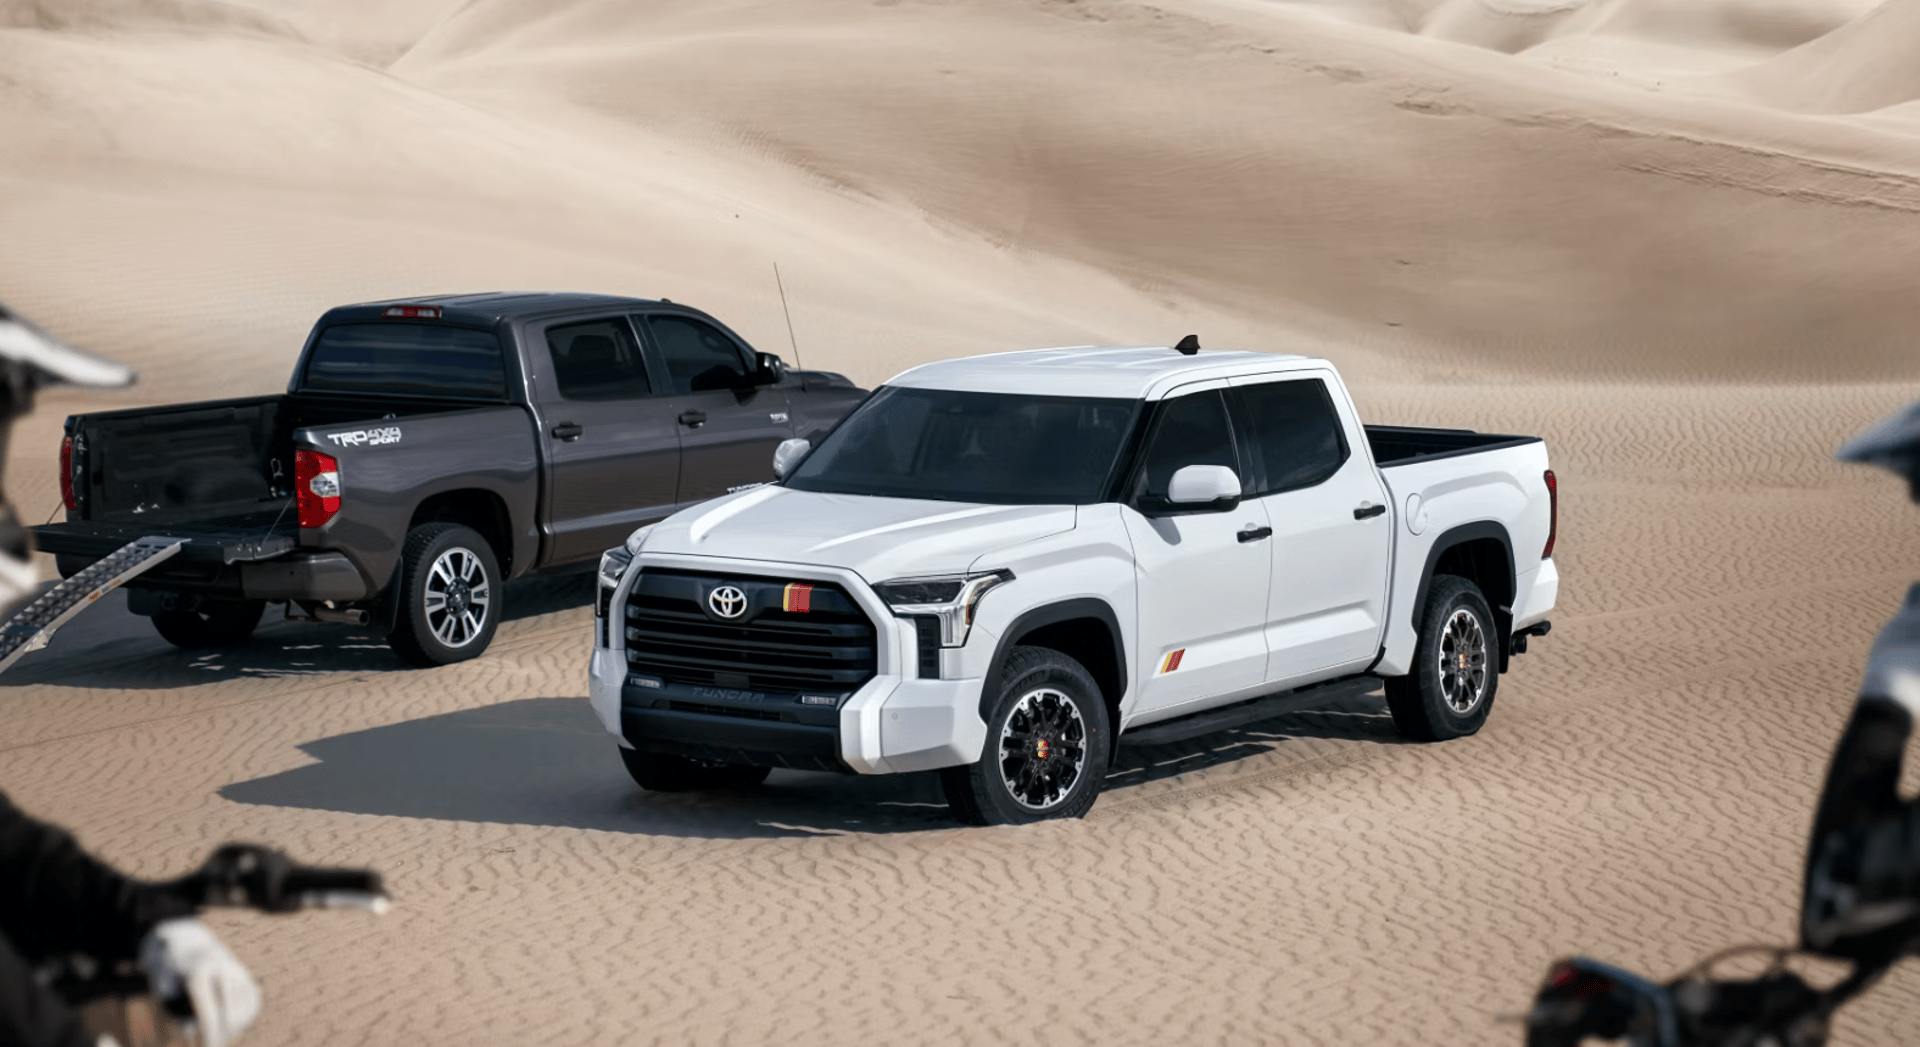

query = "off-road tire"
[387, 522, 501, 667]
[618, 747, 771, 792]
[941, 646, 1112, 825]
[1385, 575, 1499, 741]
[151, 599, 266, 649]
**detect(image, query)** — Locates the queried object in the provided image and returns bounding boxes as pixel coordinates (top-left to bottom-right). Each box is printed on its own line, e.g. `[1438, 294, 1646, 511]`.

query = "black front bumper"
[620, 678, 850, 773]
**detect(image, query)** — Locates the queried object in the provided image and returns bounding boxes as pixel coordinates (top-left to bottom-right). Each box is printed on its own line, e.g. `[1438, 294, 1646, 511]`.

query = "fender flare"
[1411, 520, 1516, 669]
[1411, 521, 1515, 626]
[978, 597, 1127, 722]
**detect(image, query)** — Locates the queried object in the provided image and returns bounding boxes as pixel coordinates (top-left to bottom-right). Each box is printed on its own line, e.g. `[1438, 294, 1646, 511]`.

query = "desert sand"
[3, 0, 1919, 1043]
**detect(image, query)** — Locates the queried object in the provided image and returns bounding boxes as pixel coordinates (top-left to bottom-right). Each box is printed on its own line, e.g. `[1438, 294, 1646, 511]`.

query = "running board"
[1119, 675, 1383, 748]
[0, 536, 187, 674]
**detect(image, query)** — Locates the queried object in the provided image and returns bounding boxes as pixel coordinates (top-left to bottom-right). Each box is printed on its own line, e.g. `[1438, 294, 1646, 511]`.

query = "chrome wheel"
[998, 687, 1088, 811]
[1438, 607, 1489, 713]
[423, 546, 490, 649]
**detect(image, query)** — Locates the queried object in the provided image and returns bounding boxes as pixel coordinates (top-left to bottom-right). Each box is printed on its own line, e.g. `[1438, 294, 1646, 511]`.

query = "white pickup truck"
[589, 342, 1559, 824]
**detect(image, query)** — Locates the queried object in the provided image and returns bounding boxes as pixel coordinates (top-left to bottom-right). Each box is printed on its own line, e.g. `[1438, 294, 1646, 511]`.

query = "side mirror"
[772, 437, 811, 480]
[1157, 464, 1242, 513]
[753, 352, 786, 386]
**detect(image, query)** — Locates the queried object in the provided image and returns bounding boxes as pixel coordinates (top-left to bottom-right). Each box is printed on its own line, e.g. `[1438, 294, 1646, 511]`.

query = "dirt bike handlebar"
[275, 867, 389, 913]
[1524, 945, 1906, 1046]
[171, 844, 389, 915]
[47, 844, 388, 1021]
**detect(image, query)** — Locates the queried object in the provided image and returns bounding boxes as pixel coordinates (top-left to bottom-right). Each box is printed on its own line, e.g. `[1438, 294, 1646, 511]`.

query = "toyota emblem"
[707, 585, 748, 620]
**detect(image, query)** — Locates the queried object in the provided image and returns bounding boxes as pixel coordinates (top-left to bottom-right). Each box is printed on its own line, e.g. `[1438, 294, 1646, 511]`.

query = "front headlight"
[595, 546, 635, 645]
[872, 569, 1012, 647]
[597, 546, 634, 594]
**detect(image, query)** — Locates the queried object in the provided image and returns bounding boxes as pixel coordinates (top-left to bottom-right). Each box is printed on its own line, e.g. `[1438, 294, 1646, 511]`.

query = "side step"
[0, 536, 187, 674]
[1120, 675, 1383, 749]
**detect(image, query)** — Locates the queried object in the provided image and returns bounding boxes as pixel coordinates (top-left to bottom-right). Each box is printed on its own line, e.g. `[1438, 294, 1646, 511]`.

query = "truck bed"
[64, 391, 500, 528]
[1365, 424, 1542, 468]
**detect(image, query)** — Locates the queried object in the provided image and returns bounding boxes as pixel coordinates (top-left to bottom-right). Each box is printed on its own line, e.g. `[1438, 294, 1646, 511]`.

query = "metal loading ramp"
[0, 536, 186, 674]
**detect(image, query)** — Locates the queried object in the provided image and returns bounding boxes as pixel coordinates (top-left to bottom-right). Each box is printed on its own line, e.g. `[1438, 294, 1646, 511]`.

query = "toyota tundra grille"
[623, 570, 878, 694]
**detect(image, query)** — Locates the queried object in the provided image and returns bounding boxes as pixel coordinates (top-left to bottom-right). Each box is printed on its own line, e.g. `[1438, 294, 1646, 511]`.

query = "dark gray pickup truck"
[33, 292, 865, 664]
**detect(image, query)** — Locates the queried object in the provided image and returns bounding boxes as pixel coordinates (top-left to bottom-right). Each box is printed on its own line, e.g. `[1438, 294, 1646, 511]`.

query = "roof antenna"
[1174, 334, 1200, 356]
[773, 262, 807, 391]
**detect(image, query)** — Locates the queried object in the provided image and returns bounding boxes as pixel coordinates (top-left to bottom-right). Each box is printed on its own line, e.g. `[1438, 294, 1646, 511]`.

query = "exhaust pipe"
[301, 606, 368, 626]
[1511, 620, 1551, 655]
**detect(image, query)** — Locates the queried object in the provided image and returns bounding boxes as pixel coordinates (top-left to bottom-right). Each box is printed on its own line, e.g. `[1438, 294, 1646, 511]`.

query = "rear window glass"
[301, 323, 508, 400]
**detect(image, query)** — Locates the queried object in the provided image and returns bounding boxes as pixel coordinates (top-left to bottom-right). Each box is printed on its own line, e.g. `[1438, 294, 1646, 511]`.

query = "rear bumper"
[1512, 559, 1558, 631]
[236, 553, 371, 602]
[587, 554, 988, 775]
[49, 544, 370, 603]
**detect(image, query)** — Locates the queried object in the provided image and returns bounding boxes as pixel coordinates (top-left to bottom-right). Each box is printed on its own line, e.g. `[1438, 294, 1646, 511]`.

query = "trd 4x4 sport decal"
[324, 426, 402, 448]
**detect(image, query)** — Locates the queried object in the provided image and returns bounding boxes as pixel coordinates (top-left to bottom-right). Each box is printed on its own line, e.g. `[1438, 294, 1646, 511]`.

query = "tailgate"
[69, 395, 291, 525]
[33, 516, 295, 565]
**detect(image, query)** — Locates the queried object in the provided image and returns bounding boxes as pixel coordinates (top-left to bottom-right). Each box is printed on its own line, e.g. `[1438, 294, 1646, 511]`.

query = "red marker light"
[1542, 469, 1558, 560]
[382, 305, 442, 319]
[783, 583, 813, 613]
[58, 435, 75, 510]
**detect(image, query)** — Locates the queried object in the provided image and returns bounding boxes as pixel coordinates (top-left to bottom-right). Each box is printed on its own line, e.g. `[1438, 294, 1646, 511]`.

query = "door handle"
[1236, 525, 1273, 543]
[1353, 502, 1386, 520]
[551, 422, 584, 441]
[678, 410, 708, 429]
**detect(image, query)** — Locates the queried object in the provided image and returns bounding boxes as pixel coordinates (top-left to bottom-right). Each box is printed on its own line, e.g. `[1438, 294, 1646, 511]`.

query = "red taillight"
[1542, 469, 1558, 559]
[382, 305, 442, 319]
[58, 435, 76, 510]
[294, 449, 341, 528]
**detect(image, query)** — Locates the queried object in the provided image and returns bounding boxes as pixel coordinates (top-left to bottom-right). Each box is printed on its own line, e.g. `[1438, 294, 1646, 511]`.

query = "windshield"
[301, 323, 508, 400]
[784, 386, 1139, 505]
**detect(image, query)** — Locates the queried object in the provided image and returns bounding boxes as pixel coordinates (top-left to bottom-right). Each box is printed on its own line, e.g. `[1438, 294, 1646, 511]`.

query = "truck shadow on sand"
[219, 693, 1404, 840]
[2, 574, 594, 690]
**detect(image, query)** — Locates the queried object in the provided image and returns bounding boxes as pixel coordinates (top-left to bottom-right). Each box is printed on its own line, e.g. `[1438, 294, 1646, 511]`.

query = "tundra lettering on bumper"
[621, 674, 850, 772]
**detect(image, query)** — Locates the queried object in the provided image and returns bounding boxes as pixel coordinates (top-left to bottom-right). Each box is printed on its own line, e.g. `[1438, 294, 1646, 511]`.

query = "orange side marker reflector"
[1160, 649, 1185, 674]
[783, 583, 814, 613]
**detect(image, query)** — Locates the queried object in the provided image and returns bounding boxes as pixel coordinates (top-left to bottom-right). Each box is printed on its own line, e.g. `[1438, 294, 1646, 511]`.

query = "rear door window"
[546, 319, 653, 400]
[302, 323, 507, 400]
[645, 314, 753, 394]
[1233, 378, 1348, 496]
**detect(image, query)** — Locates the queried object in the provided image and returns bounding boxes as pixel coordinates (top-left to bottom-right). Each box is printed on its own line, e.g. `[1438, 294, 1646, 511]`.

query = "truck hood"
[637, 486, 1076, 581]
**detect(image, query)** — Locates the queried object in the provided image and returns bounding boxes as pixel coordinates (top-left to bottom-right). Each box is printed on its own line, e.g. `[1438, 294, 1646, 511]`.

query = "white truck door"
[1228, 372, 1392, 684]
[1118, 384, 1272, 722]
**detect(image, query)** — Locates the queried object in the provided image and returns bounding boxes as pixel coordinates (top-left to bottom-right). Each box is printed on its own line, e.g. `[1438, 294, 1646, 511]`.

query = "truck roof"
[324, 291, 703, 327]
[886, 345, 1328, 400]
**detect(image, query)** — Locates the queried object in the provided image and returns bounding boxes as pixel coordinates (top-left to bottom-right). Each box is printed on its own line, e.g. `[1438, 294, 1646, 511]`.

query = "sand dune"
[1416, 0, 1603, 54]
[3, 1, 1920, 1045]
[4, 0, 1920, 393]
[0, 0, 295, 35]
[229, 0, 470, 66]
[1720, 0, 1920, 114]
[1286, 0, 1915, 117]
[1408, 0, 1872, 56]
[391, 0, 1920, 379]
